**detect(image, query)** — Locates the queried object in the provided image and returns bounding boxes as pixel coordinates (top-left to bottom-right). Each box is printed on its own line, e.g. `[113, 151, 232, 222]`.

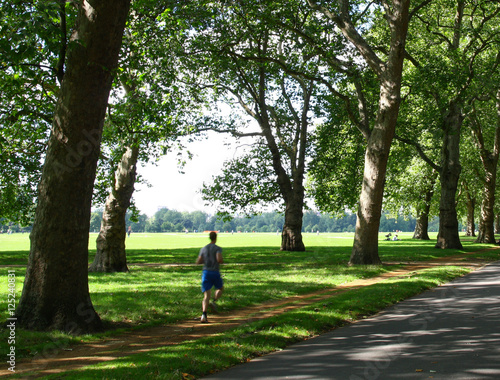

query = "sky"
[132, 132, 243, 216]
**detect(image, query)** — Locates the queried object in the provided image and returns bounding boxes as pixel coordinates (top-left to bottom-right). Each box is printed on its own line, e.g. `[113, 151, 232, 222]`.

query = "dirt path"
[2, 250, 496, 379]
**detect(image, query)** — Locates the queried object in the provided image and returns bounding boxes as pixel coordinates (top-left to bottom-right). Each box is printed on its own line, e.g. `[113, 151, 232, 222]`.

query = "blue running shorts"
[201, 270, 223, 293]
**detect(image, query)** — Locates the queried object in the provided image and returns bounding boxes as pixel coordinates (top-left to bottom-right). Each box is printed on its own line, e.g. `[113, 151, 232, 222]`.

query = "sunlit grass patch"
[51, 266, 470, 380]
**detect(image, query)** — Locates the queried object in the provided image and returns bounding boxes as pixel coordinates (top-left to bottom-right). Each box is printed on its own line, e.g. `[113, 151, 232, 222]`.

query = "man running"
[196, 231, 224, 323]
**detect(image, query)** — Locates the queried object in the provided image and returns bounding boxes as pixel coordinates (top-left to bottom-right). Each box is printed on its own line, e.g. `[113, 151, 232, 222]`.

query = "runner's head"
[209, 231, 217, 242]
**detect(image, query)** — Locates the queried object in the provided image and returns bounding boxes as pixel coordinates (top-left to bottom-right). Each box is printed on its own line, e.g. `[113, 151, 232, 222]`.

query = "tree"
[90, 145, 138, 272]
[15, 0, 131, 333]
[301, 0, 412, 264]
[398, 0, 499, 249]
[191, 0, 412, 258]
[470, 89, 500, 244]
[384, 146, 439, 241]
[89, 2, 197, 272]
[185, 4, 319, 251]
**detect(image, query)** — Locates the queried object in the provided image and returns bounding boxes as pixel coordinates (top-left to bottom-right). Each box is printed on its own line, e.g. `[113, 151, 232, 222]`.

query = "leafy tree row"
[84, 208, 439, 235]
[2, 0, 498, 334]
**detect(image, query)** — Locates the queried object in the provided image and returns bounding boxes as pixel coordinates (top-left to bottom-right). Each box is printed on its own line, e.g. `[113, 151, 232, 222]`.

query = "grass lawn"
[0, 232, 498, 379]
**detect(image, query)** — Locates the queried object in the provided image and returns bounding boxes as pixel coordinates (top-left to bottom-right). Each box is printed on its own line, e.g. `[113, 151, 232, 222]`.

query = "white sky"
[133, 132, 243, 216]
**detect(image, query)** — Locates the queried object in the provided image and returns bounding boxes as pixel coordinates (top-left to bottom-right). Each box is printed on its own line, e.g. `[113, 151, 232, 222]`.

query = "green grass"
[1, 231, 494, 266]
[43, 266, 471, 380]
[0, 232, 498, 379]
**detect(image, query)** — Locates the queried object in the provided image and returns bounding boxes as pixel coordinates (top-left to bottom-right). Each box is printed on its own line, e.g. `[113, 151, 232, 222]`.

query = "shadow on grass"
[51, 267, 470, 380]
[87, 264, 389, 327]
[1, 237, 497, 267]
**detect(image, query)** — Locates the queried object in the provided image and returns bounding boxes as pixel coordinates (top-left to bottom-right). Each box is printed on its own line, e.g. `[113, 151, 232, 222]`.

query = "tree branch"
[307, 0, 385, 77]
[194, 127, 263, 138]
[394, 134, 441, 172]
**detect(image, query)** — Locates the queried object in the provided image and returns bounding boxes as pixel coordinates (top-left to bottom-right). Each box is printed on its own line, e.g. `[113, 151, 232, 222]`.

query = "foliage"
[384, 142, 440, 219]
[307, 120, 366, 215]
[201, 144, 282, 218]
[0, 1, 77, 224]
[79, 207, 431, 235]
[92, 1, 205, 208]
[177, 1, 321, 220]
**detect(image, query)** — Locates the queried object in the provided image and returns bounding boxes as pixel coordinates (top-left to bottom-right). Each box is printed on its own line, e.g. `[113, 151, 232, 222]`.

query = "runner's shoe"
[209, 300, 218, 313]
[200, 314, 208, 323]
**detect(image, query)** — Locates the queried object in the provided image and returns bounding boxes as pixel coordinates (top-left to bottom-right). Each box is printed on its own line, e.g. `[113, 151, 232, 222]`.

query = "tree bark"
[281, 192, 305, 251]
[475, 177, 496, 244]
[435, 101, 463, 249]
[255, 64, 309, 252]
[464, 185, 476, 237]
[413, 211, 430, 240]
[350, 134, 391, 265]
[474, 89, 500, 244]
[413, 187, 435, 240]
[89, 145, 139, 272]
[495, 214, 500, 235]
[15, 0, 131, 333]
[350, 60, 409, 264]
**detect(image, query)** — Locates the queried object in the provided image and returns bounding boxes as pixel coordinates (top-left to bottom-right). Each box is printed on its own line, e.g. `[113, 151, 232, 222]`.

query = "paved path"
[205, 261, 500, 380]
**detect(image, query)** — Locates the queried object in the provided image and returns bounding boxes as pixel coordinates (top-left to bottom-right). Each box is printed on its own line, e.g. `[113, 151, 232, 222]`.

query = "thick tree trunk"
[89, 145, 139, 272]
[475, 177, 496, 244]
[348, 1, 410, 265]
[495, 215, 500, 235]
[350, 138, 389, 265]
[281, 193, 305, 251]
[413, 212, 430, 240]
[435, 101, 463, 249]
[15, 0, 130, 333]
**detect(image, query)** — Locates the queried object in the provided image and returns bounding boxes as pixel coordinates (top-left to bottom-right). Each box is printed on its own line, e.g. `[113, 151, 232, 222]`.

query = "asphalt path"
[205, 261, 500, 380]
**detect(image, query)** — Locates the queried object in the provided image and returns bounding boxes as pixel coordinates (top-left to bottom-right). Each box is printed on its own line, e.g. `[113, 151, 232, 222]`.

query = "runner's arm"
[196, 253, 204, 264]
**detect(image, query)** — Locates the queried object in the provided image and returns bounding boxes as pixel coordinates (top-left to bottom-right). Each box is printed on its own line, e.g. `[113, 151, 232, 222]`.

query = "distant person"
[196, 231, 224, 323]
[127, 226, 132, 237]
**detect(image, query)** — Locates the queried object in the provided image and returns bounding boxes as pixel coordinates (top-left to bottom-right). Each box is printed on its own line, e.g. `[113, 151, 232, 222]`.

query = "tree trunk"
[281, 192, 305, 251]
[89, 145, 139, 272]
[474, 89, 500, 244]
[15, 0, 130, 333]
[495, 214, 500, 235]
[435, 101, 463, 249]
[412, 171, 436, 240]
[350, 67, 408, 264]
[413, 212, 430, 240]
[465, 192, 476, 237]
[347, 1, 410, 265]
[255, 65, 310, 252]
[350, 137, 389, 265]
[475, 177, 497, 244]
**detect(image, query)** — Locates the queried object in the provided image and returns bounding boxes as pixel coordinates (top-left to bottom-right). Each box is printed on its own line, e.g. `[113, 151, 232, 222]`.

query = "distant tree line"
[88, 208, 441, 234]
[1, 208, 438, 234]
